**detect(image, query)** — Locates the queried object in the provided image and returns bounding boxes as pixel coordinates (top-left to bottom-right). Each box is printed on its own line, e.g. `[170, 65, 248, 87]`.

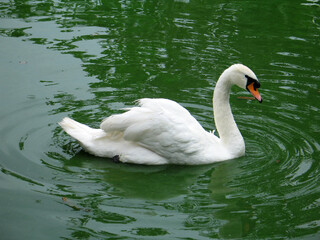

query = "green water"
[0, 0, 319, 239]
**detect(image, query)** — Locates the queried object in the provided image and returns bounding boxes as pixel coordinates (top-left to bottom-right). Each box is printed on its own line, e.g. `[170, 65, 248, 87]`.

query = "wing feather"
[100, 98, 209, 162]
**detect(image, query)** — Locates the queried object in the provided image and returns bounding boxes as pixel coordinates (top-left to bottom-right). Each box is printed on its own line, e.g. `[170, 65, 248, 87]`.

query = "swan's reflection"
[208, 159, 255, 238]
[66, 151, 214, 200]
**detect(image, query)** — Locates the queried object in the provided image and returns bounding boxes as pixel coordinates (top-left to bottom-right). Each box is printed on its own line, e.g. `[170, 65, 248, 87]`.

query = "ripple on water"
[1, 101, 55, 160]
[238, 111, 319, 199]
[0, 97, 73, 189]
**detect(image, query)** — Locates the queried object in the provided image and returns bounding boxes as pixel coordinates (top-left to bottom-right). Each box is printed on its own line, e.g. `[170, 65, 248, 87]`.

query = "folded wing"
[100, 98, 211, 163]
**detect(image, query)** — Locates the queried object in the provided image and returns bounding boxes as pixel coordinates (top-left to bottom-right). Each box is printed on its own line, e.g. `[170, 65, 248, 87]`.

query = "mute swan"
[59, 64, 262, 165]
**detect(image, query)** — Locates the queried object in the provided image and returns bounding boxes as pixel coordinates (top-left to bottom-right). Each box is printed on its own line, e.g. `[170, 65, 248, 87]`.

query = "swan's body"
[60, 64, 262, 165]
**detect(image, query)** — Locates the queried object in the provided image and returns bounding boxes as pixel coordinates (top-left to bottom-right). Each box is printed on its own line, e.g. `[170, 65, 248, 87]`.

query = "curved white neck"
[213, 71, 245, 157]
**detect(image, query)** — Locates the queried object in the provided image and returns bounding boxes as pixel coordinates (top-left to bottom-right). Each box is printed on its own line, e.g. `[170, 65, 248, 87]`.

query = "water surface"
[0, 0, 319, 239]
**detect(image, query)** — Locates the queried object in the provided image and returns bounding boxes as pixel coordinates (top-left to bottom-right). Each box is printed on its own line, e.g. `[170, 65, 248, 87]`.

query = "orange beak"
[247, 82, 262, 103]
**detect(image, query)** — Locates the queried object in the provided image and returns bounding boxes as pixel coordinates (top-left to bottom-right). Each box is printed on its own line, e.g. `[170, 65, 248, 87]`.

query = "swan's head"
[227, 64, 262, 103]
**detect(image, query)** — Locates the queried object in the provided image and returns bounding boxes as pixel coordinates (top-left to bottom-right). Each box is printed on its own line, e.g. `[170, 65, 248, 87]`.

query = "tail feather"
[59, 117, 98, 144]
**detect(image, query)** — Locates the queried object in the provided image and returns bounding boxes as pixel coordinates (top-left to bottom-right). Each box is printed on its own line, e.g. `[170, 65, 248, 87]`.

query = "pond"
[0, 0, 319, 239]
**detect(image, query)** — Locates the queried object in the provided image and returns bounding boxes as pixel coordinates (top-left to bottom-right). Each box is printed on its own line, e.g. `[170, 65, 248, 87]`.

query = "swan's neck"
[213, 72, 245, 157]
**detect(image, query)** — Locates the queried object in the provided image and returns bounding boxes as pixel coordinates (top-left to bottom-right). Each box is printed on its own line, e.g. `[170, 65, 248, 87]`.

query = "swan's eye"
[245, 75, 260, 90]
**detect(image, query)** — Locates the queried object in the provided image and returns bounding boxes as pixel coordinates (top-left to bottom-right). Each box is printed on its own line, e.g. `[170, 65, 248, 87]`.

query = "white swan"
[59, 64, 262, 165]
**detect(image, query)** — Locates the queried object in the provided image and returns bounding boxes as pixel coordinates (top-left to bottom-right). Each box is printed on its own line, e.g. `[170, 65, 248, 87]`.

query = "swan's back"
[99, 98, 218, 164]
[101, 98, 204, 138]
